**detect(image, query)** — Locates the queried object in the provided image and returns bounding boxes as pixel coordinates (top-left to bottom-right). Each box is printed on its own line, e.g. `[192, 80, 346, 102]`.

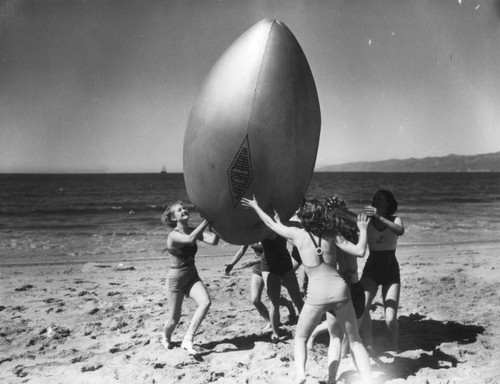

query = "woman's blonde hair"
[161, 200, 184, 228]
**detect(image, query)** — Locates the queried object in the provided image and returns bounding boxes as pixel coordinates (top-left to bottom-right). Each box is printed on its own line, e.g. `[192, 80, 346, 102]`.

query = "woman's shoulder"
[167, 227, 180, 236]
[167, 227, 189, 242]
[389, 215, 403, 224]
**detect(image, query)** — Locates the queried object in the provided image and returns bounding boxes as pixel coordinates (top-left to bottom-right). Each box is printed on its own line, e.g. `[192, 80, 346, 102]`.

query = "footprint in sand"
[81, 363, 103, 372]
[14, 365, 28, 378]
[109, 342, 134, 353]
[70, 353, 93, 364]
[15, 284, 34, 292]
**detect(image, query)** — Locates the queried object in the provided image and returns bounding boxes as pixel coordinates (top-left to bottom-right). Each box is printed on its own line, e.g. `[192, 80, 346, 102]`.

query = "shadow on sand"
[196, 329, 294, 359]
[339, 313, 485, 382]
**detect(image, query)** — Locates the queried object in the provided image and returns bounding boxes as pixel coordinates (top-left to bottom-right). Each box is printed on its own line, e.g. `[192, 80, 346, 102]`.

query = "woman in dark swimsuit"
[161, 200, 219, 355]
[360, 189, 404, 353]
[241, 196, 373, 384]
[224, 243, 297, 335]
[260, 234, 304, 342]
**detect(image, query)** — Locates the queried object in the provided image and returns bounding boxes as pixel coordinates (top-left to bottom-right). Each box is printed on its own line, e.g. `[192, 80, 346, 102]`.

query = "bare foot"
[271, 334, 284, 344]
[181, 338, 197, 355]
[161, 336, 173, 350]
[366, 345, 384, 367]
[261, 323, 273, 334]
[295, 375, 306, 384]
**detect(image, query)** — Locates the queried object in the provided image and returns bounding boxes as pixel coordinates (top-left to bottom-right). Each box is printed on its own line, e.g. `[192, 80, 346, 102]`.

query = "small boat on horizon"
[160, 166, 167, 174]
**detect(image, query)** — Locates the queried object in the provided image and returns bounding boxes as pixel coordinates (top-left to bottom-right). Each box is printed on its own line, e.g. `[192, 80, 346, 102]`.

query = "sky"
[1, 0, 499, 173]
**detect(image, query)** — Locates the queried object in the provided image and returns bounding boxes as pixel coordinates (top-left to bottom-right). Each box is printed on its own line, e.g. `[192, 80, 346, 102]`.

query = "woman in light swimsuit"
[360, 189, 404, 353]
[308, 196, 367, 364]
[241, 196, 373, 384]
[161, 200, 219, 355]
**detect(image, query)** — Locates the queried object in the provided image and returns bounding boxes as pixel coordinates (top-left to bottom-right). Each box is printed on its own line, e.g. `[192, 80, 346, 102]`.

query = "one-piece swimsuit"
[166, 230, 200, 293]
[362, 218, 400, 286]
[303, 232, 349, 308]
[260, 236, 293, 276]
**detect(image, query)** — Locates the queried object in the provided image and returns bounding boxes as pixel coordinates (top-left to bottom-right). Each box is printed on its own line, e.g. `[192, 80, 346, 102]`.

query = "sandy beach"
[1, 240, 499, 384]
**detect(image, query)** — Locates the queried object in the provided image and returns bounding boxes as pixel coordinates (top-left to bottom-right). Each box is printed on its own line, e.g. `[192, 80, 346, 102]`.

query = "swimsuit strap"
[162, 227, 186, 253]
[307, 232, 324, 257]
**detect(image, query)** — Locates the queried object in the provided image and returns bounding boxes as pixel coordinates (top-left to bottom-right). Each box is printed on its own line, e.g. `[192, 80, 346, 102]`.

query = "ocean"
[1, 172, 499, 265]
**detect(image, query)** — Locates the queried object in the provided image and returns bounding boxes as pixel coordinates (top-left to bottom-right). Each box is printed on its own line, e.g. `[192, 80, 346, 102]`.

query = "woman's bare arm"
[240, 195, 298, 241]
[335, 214, 369, 257]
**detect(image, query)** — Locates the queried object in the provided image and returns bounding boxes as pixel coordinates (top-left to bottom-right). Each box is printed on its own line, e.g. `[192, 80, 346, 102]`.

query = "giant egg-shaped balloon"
[183, 19, 321, 245]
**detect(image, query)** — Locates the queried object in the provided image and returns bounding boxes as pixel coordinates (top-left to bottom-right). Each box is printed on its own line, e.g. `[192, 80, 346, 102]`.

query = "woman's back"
[290, 228, 349, 306]
[292, 228, 338, 267]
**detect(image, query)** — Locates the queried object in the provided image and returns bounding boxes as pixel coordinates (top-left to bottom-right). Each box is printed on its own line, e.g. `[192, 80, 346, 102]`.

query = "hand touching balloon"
[240, 195, 259, 210]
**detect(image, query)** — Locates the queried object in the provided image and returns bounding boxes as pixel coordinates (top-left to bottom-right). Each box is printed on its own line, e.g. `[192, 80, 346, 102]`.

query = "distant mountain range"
[316, 151, 500, 172]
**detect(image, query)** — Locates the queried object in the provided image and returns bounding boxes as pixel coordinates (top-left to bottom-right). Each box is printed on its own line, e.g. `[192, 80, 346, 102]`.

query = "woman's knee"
[200, 297, 212, 311]
[385, 314, 398, 330]
[252, 297, 262, 307]
[165, 315, 180, 328]
[346, 331, 363, 344]
[295, 335, 308, 345]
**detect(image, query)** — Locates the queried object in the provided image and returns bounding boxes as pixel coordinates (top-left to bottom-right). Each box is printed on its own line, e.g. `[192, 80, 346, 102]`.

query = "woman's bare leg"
[281, 269, 304, 312]
[326, 312, 344, 382]
[294, 304, 325, 384]
[250, 273, 271, 325]
[181, 281, 211, 354]
[163, 289, 184, 348]
[307, 320, 327, 349]
[336, 301, 372, 383]
[382, 282, 401, 353]
[360, 277, 378, 350]
[262, 271, 282, 340]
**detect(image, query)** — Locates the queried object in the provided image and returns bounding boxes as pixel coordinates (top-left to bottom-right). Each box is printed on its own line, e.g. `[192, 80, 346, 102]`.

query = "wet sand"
[1, 241, 500, 383]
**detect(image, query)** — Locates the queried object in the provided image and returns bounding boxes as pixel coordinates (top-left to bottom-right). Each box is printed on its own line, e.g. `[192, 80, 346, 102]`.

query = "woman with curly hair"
[307, 196, 367, 359]
[241, 196, 373, 384]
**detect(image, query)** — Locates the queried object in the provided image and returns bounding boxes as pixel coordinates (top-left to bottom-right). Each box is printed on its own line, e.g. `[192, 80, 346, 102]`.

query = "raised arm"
[240, 195, 298, 241]
[365, 205, 405, 236]
[225, 245, 248, 275]
[335, 213, 369, 257]
[169, 219, 210, 246]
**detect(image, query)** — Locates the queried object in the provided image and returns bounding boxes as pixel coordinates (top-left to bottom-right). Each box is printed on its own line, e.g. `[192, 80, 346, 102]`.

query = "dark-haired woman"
[161, 201, 219, 355]
[241, 196, 373, 384]
[360, 190, 404, 354]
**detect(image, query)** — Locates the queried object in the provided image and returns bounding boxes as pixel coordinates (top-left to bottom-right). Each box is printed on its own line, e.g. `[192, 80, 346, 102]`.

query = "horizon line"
[2, 150, 498, 175]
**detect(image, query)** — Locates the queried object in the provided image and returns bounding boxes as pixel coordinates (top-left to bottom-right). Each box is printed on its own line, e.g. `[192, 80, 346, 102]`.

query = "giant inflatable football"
[183, 19, 321, 245]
